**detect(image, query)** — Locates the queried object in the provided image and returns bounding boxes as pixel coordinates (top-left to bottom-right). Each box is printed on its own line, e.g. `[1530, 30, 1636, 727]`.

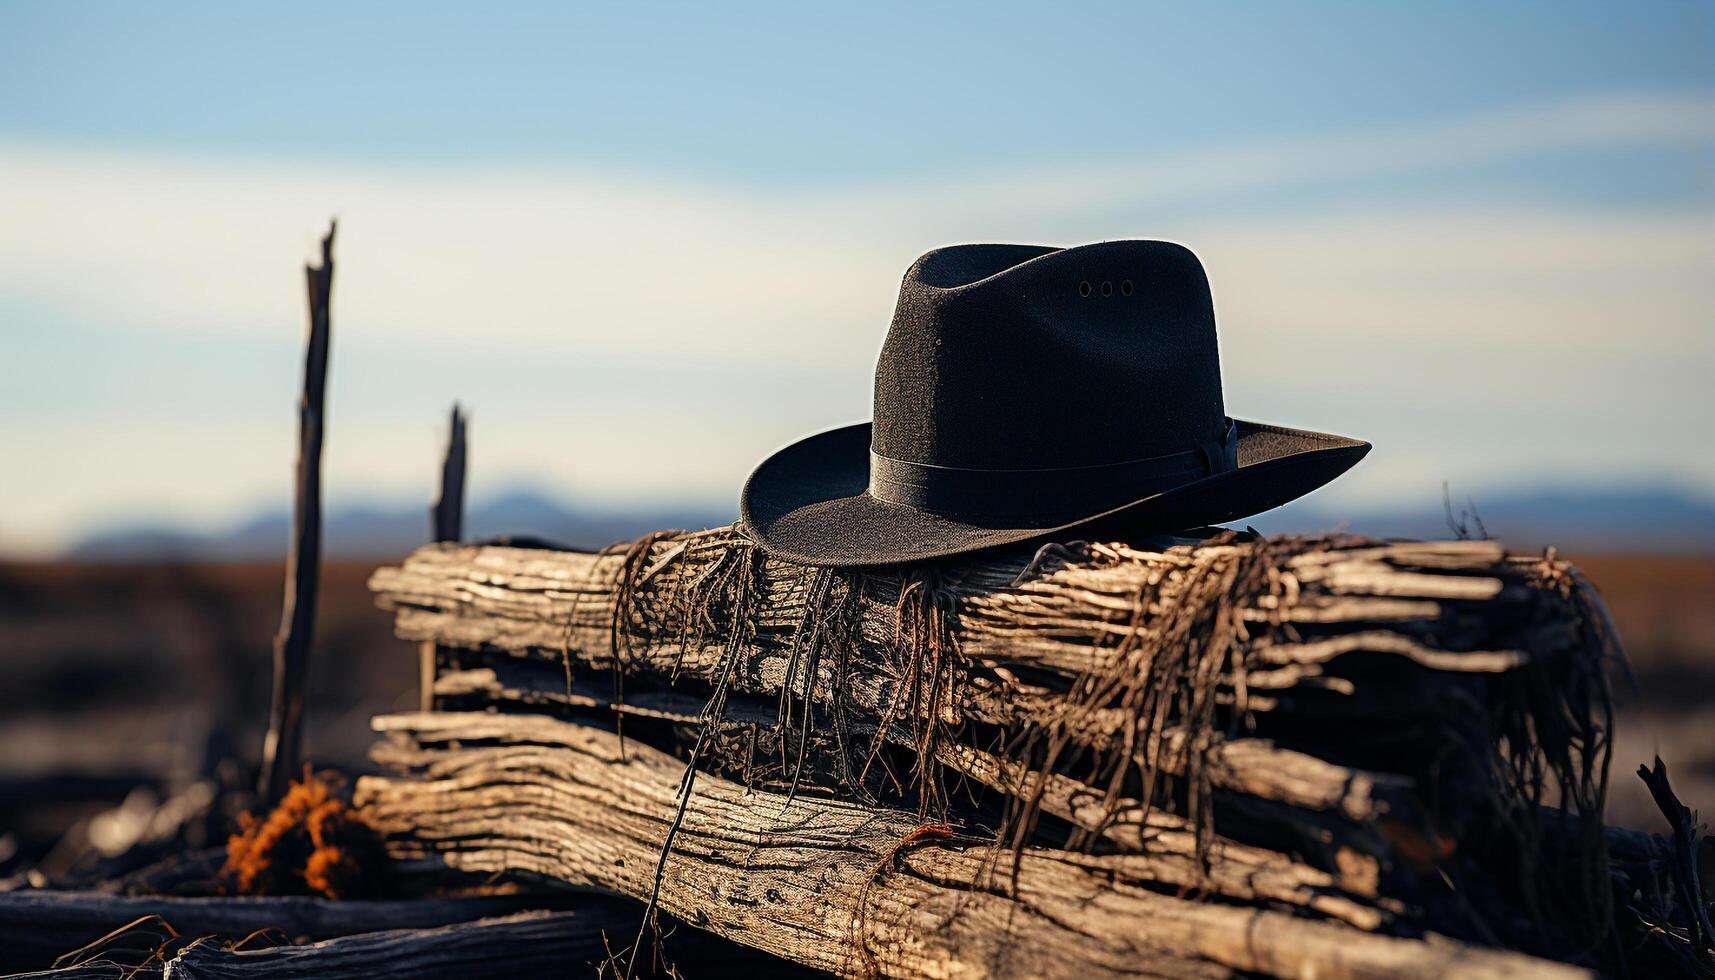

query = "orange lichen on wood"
[222, 768, 381, 899]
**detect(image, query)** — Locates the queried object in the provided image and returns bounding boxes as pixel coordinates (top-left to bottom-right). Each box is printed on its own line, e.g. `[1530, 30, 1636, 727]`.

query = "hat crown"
[872, 240, 1228, 471]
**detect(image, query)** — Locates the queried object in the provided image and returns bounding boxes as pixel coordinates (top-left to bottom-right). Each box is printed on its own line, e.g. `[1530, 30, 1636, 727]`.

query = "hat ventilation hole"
[1078, 280, 1091, 298]
[1121, 279, 1134, 296]
[1100, 281, 1114, 297]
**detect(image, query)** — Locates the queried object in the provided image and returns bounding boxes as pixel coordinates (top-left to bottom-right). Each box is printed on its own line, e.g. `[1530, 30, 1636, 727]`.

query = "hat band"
[868, 419, 1238, 519]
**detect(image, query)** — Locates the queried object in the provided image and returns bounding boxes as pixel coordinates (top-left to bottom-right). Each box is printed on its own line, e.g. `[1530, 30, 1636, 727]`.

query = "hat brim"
[739, 419, 1370, 567]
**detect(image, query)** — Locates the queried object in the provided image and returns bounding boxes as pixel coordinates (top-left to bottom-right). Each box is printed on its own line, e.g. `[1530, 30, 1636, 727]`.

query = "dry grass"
[221, 768, 381, 899]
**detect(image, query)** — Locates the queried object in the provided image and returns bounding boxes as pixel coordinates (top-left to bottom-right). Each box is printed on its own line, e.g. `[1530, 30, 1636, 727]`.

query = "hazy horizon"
[41, 477, 1715, 563]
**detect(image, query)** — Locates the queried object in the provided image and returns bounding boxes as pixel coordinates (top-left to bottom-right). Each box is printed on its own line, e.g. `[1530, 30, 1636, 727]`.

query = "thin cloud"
[867, 91, 1715, 222]
[2, 90, 1709, 358]
[1, 92, 1711, 555]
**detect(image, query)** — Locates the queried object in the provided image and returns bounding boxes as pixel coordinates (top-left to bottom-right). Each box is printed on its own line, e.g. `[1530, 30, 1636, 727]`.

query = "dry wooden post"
[1637, 756, 1714, 951]
[420, 404, 467, 711]
[258, 222, 336, 804]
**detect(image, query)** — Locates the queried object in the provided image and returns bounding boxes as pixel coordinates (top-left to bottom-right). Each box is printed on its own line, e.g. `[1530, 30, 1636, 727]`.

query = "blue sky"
[2, 2, 1712, 555]
[6, 3, 1710, 181]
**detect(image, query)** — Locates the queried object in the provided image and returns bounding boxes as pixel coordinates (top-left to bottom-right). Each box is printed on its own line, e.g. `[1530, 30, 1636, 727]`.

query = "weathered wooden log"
[368, 533, 1548, 692]
[1, 909, 817, 979]
[162, 909, 818, 979]
[429, 660, 1394, 909]
[429, 651, 1409, 825]
[0, 891, 818, 979]
[1, 962, 130, 979]
[167, 912, 604, 978]
[367, 530, 1540, 822]
[367, 527, 1619, 969]
[356, 711, 1585, 979]
[0, 891, 560, 973]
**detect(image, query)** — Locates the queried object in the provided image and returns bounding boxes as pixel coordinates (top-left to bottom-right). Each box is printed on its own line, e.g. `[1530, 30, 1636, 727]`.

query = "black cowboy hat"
[740, 240, 1369, 567]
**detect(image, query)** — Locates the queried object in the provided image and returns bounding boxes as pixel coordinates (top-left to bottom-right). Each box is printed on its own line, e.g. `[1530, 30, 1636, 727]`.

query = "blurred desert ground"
[1, 542, 1708, 872]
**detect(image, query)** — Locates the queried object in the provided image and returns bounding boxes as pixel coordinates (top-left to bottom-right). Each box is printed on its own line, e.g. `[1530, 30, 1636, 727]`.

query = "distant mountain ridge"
[64, 489, 736, 561]
[1251, 487, 1715, 554]
[63, 485, 1715, 561]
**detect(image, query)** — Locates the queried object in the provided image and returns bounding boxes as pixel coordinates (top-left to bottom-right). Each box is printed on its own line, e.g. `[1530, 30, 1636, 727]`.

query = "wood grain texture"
[367, 531, 1557, 823]
[357, 711, 1586, 980]
[429, 660, 1393, 923]
[0, 891, 817, 979]
[0, 891, 555, 974]
[163, 912, 607, 978]
[362, 528, 1620, 975]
